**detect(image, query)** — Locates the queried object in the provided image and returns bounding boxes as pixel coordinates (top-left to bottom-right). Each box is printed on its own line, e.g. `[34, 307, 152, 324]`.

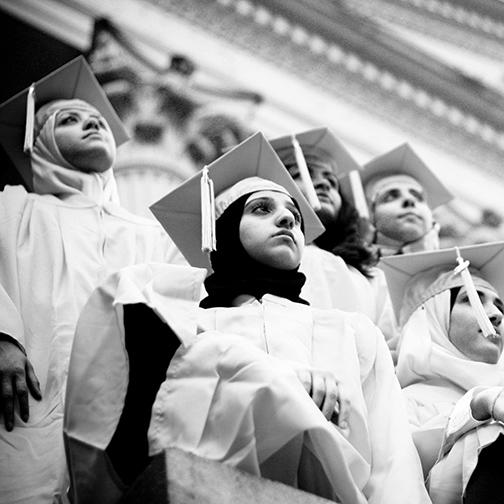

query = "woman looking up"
[0, 57, 181, 504]
[381, 243, 504, 503]
[65, 132, 429, 504]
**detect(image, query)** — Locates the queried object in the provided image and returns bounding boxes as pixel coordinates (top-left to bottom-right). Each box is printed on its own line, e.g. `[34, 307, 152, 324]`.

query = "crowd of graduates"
[0, 57, 503, 504]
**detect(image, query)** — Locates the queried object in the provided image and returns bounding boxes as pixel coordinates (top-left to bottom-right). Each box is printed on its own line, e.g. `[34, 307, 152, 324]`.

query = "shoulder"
[302, 245, 359, 276]
[0, 185, 37, 218]
[0, 184, 29, 203]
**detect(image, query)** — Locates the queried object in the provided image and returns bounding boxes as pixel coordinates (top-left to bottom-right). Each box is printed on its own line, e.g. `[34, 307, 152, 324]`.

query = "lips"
[486, 332, 502, 344]
[83, 131, 103, 140]
[398, 212, 421, 220]
[274, 230, 295, 241]
[316, 191, 331, 202]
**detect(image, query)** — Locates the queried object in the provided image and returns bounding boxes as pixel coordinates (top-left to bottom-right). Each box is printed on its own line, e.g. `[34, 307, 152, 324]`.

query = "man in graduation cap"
[271, 128, 399, 350]
[0, 57, 182, 503]
[362, 144, 453, 257]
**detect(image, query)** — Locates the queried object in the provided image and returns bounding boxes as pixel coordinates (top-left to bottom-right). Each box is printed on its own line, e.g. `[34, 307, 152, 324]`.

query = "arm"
[0, 187, 42, 430]
[368, 269, 400, 364]
[441, 386, 504, 457]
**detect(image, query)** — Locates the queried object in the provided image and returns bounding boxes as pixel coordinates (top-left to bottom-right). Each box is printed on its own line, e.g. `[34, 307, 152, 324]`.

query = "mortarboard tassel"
[348, 170, 369, 219]
[454, 247, 495, 338]
[200, 166, 216, 254]
[23, 84, 36, 154]
[291, 135, 321, 211]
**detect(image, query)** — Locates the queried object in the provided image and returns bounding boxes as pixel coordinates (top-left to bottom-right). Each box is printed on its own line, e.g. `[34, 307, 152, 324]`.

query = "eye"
[58, 114, 78, 125]
[287, 165, 300, 180]
[379, 189, 400, 203]
[249, 201, 272, 215]
[410, 189, 425, 202]
[325, 173, 339, 189]
[288, 205, 302, 224]
[495, 299, 504, 315]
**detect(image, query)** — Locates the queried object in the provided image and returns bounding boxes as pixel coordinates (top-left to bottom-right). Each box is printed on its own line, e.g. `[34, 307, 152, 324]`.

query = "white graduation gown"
[404, 383, 504, 504]
[64, 263, 429, 504]
[300, 245, 399, 352]
[0, 185, 183, 504]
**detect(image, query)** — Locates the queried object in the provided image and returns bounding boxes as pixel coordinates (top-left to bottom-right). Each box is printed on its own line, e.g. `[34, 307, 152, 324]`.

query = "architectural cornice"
[148, 0, 504, 174]
[351, 0, 504, 59]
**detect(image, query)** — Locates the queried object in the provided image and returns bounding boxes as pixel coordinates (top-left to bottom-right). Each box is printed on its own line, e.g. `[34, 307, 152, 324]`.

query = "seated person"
[64, 132, 429, 504]
[271, 128, 398, 353]
[361, 144, 452, 257]
[0, 57, 181, 504]
[381, 243, 504, 503]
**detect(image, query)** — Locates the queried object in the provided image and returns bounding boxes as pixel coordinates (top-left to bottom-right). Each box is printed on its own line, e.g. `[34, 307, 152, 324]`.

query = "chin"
[476, 346, 501, 364]
[315, 206, 338, 226]
[267, 254, 300, 271]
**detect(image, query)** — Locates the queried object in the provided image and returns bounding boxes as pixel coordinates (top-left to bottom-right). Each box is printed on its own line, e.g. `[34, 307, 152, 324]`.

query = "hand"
[471, 386, 504, 422]
[294, 366, 349, 427]
[0, 338, 41, 431]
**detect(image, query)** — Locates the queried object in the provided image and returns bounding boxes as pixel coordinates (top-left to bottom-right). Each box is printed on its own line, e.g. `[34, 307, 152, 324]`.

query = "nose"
[84, 116, 100, 130]
[487, 304, 503, 329]
[312, 174, 330, 192]
[276, 209, 295, 230]
[401, 193, 416, 208]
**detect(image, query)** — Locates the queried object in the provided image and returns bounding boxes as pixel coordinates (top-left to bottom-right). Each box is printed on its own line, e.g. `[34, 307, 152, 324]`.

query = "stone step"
[121, 447, 335, 504]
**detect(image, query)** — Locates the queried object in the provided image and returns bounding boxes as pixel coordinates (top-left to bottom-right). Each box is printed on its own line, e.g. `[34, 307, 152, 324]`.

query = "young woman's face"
[240, 190, 304, 270]
[449, 285, 504, 364]
[289, 159, 342, 225]
[372, 180, 433, 243]
[54, 107, 116, 173]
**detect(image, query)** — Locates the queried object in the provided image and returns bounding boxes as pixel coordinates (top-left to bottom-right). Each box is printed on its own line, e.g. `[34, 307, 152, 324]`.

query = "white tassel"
[348, 170, 369, 219]
[23, 84, 36, 154]
[200, 166, 216, 253]
[454, 247, 495, 338]
[291, 135, 321, 211]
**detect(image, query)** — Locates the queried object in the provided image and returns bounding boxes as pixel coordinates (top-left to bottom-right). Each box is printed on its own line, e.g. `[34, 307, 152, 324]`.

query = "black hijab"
[199, 193, 308, 308]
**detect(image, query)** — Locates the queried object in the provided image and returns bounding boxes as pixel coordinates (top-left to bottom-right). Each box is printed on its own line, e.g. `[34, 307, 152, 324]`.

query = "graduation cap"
[270, 127, 368, 217]
[150, 131, 325, 270]
[362, 143, 453, 211]
[0, 55, 128, 190]
[381, 242, 504, 335]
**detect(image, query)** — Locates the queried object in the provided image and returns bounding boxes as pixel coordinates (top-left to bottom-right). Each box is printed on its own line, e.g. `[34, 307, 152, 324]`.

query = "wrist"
[0, 333, 26, 355]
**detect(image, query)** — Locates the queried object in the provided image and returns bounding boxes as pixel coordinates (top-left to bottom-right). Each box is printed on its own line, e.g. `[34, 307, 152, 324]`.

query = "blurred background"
[1, 0, 504, 246]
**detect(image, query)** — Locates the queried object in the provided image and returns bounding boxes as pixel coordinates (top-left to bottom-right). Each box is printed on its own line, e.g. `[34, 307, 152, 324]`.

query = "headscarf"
[200, 192, 308, 308]
[31, 99, 120, 206]
[396, 275, 504, 392]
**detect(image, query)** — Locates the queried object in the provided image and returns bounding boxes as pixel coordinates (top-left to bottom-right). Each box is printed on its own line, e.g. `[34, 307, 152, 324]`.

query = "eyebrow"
[244, 196, 270, 207]
[245, 195, 297, 209]
[57, 110, 103, 121]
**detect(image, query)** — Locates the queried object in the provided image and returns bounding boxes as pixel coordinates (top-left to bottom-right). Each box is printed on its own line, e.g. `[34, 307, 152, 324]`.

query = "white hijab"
[397, 287, 504, 392]
[31, 99, 120, 206]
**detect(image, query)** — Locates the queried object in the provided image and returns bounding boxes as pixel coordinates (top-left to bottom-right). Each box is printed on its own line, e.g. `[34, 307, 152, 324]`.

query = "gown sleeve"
[0, 186, 30, 349]
[352, 314, 431, 504]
